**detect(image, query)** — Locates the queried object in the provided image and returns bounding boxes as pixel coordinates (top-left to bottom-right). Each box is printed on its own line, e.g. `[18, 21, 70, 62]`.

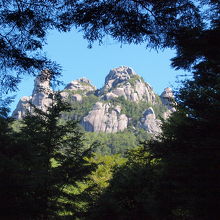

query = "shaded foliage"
[63, 93, 99, 121]
[59, 0, 202, 48]
[1, 0, 213, 93]
[84, 131, 139, 155]
[86, 146, 164, 220]
[73, 153, 126, 218]
[0, 93, 95, 219]
[0, 0, 67, 93]
[146, 22, 220, 217]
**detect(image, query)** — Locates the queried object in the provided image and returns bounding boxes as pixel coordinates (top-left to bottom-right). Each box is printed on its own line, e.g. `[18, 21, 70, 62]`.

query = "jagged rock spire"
[160, 88, 176, 119]
[12, 70, 53, 119]
[32, 69, 52, 95]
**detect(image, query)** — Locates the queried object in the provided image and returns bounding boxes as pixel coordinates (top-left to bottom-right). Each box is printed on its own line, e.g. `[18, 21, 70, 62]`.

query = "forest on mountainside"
[0, 0, 219, 219]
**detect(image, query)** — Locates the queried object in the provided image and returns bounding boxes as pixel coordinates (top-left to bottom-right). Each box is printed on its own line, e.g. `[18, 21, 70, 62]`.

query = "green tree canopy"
[86, 146, 163, 220]
[0, 93, 95, 219]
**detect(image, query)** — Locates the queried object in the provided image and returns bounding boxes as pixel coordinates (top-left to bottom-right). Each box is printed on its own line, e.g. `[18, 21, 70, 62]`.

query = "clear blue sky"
[10, 29, 186, 112]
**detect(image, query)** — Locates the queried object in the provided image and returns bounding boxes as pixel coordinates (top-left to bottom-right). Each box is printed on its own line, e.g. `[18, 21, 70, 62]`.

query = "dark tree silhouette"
[71, 1, 220, 219]
[0, 0, 65, 93]
[0, 93, 95, 219]
[0, 0, 209, 93]
[1, 1, 220, 219]
[59, 0, 203, 48]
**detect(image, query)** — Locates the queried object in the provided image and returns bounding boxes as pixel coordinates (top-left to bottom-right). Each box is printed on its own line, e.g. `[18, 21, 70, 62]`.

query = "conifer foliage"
[0, 93, 94, 219]
[0, 1, 220, 219]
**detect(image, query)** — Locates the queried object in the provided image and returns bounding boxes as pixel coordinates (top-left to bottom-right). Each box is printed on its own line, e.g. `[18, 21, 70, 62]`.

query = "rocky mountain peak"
[79, 77, 91, 84]
[12, 70, 53, 119]
[101, 66, 156, 103]
[31, 70, 52, 111]
[32, 69, 52, 95]
[13, 67, 175, 135]
[104, 66, 136, 88]
[64, 77, 96, 93]
[161, 87, 173, 99]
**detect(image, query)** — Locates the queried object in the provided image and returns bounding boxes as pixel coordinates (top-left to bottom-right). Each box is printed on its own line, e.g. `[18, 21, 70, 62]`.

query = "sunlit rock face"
[81, 102, 128, 133]
[160, 87, 176, 119]
[139, 107, 162, 134]
[32, 70, 53, 112]
[12, 70, 52, 119]
[12, 67, 175, 135]
[32, 70, 51, 95]
[12, 96, 32, 119]
[104, 66, 137, 89]
[61, 77, 96, 104]
[79, 66, 159, 133]
[64, 78, 96, 94]
[101, 66, 157, 103]
[160, 87, 174, 107]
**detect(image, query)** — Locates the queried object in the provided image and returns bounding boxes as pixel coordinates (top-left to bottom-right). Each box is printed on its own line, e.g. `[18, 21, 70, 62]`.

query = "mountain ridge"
[12, 66, 175, 134]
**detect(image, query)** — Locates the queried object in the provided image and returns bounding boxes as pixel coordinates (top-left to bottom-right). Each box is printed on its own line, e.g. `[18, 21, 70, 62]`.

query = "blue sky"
[10, 29, 186, 112]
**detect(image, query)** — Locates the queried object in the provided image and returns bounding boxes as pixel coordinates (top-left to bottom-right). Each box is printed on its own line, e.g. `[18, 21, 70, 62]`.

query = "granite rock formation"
[64, 78, 96, 94]
[60, 78, 96, 103]
[12, 70, 52, 119]
[101, 66, 156, 103]
[81, 102, 128, 133]
[12, 96, 32, 119]
[12, 67, 175, 135]
[160, 87, 176, 119]
[139, 107, 162, 134]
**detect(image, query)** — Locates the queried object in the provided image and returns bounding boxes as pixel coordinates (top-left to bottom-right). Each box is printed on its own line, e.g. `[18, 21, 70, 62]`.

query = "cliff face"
[12, 70, 52, 119]
[81, 102, 128, 133]
[12, 96, 32, 119]
[160, 87, 176, 119]
[12, 66, 175, 134]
